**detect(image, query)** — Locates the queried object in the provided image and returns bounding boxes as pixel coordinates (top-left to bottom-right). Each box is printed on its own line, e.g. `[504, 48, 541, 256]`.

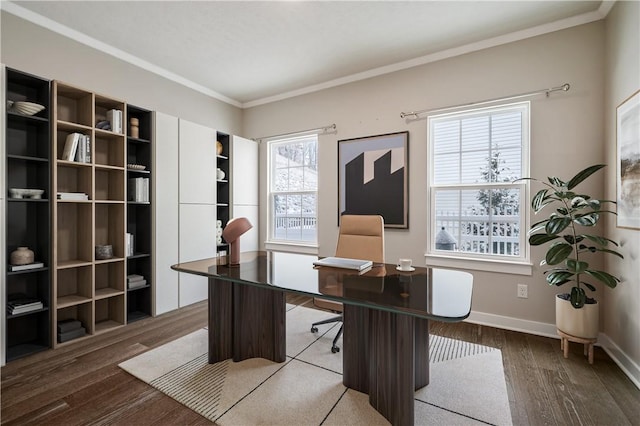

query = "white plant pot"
[555, 294, 599, 339]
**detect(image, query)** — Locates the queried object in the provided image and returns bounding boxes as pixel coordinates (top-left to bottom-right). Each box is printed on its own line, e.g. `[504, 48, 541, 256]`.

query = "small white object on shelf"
[127, 164, 146, 170]
[10, 101, 45, 116]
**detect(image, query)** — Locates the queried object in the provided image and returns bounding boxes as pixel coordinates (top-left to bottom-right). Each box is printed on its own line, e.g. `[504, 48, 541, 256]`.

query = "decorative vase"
[216, 141, 223, 156]
[95, 244, 114, 260]
[10, 246, 34, 265]
[129, 118, 139, 138]
[555, 294, 599, 339]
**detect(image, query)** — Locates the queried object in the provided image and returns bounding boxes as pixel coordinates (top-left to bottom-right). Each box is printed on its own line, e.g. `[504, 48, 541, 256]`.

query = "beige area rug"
[119, 304, 512, 425]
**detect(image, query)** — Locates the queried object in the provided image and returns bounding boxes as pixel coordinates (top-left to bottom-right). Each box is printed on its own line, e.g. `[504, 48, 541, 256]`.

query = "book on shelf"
[57, 192, 89, 201]
[107, 109, 123, 134]
[57, 319, 82, 334]
[126, 233, 135, 257]
[128, 177, 149, 202]
[58, 326, 86, 343]
[62, 133, 80, 161]
[7, 295, 44, 315]
[74, 134, 91, 163]
[8, 261, 44, 272]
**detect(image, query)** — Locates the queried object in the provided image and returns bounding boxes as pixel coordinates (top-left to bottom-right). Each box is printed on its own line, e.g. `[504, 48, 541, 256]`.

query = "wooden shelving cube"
[56, 266, 93, 308]
[56, 203, 93, 264]
[95, 168, 125, 201]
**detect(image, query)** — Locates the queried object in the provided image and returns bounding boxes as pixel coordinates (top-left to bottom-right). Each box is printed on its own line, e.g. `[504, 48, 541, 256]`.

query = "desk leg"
[208, 278, 286, 364]
[233, 284, 286, 363]
[343, 305, 426, 426]
[209, 278, 233, 363]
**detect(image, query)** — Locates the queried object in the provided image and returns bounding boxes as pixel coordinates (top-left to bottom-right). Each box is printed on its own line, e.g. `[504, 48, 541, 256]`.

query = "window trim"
[426, 101, 531, 271]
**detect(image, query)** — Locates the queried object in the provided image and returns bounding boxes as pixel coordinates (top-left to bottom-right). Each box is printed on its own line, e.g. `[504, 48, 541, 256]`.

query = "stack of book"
[57, 319, 86, 343]
[62, 132, 91, 162]
[57, 192, 89, 201]
[7, 296, 43, 315]
[128, 177, 149, 202]
[8, 261, 44, 272]
[127, 274, 147, 289]
[107, 109, 123, 134]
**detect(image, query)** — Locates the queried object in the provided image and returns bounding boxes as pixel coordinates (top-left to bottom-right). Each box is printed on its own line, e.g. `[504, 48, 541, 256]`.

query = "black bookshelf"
[5, 68, 52, 361]
[216, 131, 231, 254]
[126, 105, 152, 322]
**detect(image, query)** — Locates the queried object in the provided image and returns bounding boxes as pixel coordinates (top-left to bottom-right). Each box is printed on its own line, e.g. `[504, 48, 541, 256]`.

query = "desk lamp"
[222, 217, 253, 266]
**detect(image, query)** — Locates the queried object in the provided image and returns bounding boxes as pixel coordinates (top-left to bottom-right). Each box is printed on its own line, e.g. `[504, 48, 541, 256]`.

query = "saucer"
[396, 266, 415, 272]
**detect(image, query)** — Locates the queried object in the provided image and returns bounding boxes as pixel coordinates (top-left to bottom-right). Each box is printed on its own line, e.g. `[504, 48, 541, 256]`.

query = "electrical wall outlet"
[517, 284, 528, 299]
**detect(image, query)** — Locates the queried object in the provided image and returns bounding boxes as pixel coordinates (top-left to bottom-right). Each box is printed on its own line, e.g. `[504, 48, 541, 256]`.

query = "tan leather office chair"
[311, 214, 385, 353]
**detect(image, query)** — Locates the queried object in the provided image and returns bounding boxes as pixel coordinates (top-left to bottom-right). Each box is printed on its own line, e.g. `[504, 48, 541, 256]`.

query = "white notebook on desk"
[313, 256, 373, 271]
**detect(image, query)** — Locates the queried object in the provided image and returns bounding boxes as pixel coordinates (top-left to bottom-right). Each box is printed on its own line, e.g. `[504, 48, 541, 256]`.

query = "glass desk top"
[171, 251, 473, 322]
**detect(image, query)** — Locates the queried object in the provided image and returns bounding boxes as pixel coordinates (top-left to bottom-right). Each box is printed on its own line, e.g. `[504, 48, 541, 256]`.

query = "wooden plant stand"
[558, 329, 596, 364]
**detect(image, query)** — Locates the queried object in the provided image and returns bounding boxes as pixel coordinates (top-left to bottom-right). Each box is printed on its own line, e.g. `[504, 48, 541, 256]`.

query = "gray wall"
[1, 11, 242, 134]
[604, 0, 640, 383]
[244, 22, 606, 329]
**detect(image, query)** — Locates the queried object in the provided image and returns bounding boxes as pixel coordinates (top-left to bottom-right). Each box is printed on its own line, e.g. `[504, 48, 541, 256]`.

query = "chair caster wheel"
[311, 326, 318, 333]
[331, 346, 340, 353]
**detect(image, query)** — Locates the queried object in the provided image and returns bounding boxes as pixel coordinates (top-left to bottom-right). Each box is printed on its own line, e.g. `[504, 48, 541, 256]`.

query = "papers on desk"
[313, 256, 373, 271]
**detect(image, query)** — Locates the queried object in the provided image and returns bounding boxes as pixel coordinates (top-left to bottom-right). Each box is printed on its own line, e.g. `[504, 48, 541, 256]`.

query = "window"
[427, 102, 529, 263]
[268, 135, 318, 245]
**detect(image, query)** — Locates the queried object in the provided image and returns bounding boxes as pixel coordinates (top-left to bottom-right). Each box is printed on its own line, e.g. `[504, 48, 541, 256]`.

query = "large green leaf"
[566, 259, 588, 273]
[584, 234, 618, 247]
[548, 176, 565, 187]
[546, 243, 573, 265]
[570, 286, 587, 308]
[566, 164, 606, 190]
[584, 270, 619, 288]
[529, 234, 558, 245]
[546, 217, 571, 234]
[532, 189, 551, 212]
[546, 271, 573, 286]
[594, 248, 624, 259]
[574, 212, 599, 226]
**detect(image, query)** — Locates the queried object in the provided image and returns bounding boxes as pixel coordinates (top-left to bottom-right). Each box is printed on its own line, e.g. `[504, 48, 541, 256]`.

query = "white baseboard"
[466, 310, 559, 339]
[598, 334, 640, 390]
[466, 310, 640, 390]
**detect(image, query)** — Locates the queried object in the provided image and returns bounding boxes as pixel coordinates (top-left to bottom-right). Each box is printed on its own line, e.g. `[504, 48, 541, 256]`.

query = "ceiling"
[5, 1, 609, 108]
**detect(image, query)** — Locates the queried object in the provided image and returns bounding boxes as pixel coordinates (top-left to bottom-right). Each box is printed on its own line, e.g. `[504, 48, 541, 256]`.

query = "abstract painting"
[617, 89, 640, 229]
[338, 131, 409, 228]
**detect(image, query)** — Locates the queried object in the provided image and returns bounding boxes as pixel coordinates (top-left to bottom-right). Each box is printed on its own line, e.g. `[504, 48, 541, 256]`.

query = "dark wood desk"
[172, 251, 473, 426]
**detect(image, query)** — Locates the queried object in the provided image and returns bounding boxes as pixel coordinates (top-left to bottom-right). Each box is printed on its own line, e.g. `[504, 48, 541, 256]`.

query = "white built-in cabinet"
[231, 136, 259, 252]
[153, 112, 179, 315]
[152, 115, 258, 315]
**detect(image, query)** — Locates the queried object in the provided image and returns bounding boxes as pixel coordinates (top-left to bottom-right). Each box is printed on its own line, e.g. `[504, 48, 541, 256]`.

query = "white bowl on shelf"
[11, 101, 45, 116]
[9, 188, 45, 199]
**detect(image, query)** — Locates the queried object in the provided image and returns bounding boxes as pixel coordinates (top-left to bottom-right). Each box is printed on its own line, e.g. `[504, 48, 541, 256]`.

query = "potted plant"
[520, 164, 623, 339]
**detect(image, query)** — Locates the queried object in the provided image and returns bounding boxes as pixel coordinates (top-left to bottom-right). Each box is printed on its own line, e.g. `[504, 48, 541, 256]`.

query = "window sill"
[265, 241, 318, 255]
[424, 253, 532, 275]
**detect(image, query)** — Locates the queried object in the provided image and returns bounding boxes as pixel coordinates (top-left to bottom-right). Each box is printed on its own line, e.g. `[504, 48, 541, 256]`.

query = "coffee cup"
[398, 258, 412, 271]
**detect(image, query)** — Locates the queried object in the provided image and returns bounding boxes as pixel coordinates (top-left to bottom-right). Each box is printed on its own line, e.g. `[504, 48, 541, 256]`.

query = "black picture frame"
[338, 131, 409, 228]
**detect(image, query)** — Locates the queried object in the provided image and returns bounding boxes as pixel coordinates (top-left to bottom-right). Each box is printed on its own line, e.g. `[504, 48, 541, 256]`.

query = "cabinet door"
[231, 136, 259, 206]
[179, 120, 216, 205]
[232, 204, 259, 252]
[154, 112, 179, 315]
[178, 204, 215, 306]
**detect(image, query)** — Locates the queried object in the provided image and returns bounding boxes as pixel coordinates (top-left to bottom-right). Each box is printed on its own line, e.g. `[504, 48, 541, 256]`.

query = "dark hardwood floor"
[2, 296, 638, 425]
